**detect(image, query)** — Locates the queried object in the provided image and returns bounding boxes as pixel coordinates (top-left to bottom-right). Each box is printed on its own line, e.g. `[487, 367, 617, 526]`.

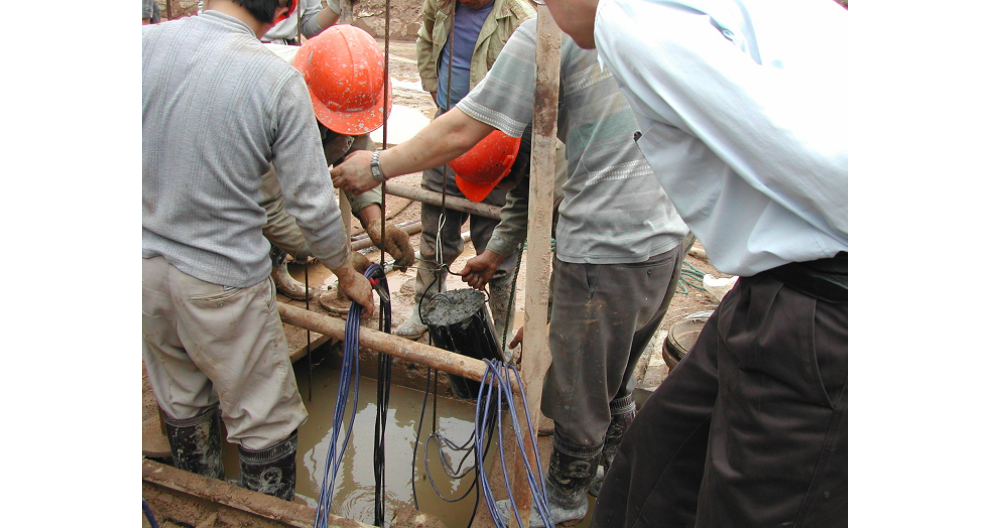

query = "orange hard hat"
[452, 130, 522, 202]
[293, 25, 392, 136]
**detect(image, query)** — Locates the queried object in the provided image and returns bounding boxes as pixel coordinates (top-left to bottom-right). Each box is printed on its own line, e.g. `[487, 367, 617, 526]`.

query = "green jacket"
[415, 0, 535, 95]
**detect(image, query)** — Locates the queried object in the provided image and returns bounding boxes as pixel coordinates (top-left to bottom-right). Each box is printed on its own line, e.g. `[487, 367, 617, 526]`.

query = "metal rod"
[278, 303, 491, 382]
[383, 183, 502, 220]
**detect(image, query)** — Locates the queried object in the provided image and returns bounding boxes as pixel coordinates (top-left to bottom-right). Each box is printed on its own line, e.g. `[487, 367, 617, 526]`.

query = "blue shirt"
[436, 1, 495, 110]
[595, 0, 848, 276]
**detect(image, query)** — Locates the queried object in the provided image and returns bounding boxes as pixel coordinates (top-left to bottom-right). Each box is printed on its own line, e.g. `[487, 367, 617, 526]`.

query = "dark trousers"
[591, 270, 848, 528]
[543, 246, 683, 451]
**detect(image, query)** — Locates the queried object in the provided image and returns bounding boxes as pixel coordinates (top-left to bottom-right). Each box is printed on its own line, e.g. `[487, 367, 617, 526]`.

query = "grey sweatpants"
[542, 245, 683, 452]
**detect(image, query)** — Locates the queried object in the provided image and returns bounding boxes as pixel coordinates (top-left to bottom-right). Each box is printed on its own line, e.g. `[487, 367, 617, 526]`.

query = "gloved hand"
[348, 251, 374, 274]
[367, 219, 415, 271]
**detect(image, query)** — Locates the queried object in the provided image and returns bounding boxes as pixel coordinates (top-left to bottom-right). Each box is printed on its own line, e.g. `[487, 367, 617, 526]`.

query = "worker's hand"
[330, 264, 375, 315]
[456, 250, 505, 290]
[509, 326, 524, 349]
[367, 219, 415, 271]
[331, 150, 379, 195]
[348, 251, 373, 274]
[429, 92, 438, 107]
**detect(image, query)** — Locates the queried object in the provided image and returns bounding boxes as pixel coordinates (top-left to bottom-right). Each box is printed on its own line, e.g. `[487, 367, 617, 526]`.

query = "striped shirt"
[458, 19, 688, 264]
[143, 11, 349, 287]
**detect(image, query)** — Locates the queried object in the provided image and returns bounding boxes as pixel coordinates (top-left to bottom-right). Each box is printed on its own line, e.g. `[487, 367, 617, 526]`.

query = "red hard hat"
[293, 25, 393, 135]
[452, 130, 522, 202]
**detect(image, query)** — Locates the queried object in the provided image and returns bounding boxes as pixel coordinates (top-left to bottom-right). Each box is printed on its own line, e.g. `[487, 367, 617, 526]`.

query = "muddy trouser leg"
[142, 256, 308, 456]
[465, 184, 514, 352]
[591, 273, 848, 528]
[532, 247, 679, 522]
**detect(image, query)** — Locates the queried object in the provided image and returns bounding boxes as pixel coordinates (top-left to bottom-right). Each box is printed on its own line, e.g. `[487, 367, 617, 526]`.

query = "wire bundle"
[474, 360, 553, 528]
[314, 263, 391, 528]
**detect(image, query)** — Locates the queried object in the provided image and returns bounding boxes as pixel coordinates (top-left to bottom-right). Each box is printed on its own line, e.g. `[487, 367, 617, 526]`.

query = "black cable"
[372, 266, 393, 527]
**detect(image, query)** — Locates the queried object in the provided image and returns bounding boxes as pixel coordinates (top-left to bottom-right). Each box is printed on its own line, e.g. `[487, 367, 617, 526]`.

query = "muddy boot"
[238, 430, 298, 502]
[270, 247, 319, 301]
[589, 394, 636, 497]
[163, 405, 225, 480]
[395, 304, 428, 340]
[496, 438, 601, 527]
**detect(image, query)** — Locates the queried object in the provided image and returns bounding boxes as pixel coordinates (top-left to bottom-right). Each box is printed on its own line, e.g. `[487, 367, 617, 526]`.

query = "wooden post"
[511, 7, 561, 528]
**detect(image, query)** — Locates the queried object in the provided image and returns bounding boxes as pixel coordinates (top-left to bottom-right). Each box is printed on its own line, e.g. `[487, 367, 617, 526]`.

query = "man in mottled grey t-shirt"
[330, 17, 689, 526]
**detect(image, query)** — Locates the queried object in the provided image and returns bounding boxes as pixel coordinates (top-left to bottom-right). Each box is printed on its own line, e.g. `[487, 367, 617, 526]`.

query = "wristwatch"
[370, 150, 386, 183]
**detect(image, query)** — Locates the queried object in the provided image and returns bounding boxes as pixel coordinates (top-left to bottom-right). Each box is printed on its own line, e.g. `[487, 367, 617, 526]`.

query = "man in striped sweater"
[142, 0, 374, 501]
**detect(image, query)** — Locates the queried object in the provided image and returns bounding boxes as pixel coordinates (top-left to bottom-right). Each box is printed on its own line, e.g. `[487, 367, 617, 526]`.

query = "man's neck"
[208, 0, 272, 38]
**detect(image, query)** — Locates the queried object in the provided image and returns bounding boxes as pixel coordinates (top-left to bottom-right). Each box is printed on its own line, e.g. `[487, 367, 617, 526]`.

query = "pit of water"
[221, 347, 487, 527]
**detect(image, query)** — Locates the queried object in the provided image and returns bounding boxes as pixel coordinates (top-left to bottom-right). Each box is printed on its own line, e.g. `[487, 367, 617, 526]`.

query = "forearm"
[486, 175, 529, 256]
[378, 108, 494, 179]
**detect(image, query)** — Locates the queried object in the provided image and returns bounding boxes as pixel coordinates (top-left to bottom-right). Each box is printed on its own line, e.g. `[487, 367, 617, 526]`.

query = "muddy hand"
[331, 265, 375, 315]
[330, 150, 378, 195]
[368, 219, 415, 271]
[458, 250, 503, 290]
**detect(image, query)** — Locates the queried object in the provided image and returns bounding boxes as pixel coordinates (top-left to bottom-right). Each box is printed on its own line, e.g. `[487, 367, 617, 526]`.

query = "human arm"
[270, 75, 374, 309]
[330, 107, 495, 194]
[300, 0, 344, 38]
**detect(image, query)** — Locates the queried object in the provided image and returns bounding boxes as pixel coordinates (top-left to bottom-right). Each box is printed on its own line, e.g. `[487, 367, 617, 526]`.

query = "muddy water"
[222, 356, 485, 527]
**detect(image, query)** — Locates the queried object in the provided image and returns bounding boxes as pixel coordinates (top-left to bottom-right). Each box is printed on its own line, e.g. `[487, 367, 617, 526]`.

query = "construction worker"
[330, 16, 689, 525]
[259, 27, 416, 311]
[142, 0, 374, 502]
[538, 0, 849, 526]
[261, 0, 343, 44]
[395, 0, 535, 342]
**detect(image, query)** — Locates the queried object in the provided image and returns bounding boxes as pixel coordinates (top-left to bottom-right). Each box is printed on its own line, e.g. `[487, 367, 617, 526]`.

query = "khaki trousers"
[142, 256, 307, 450]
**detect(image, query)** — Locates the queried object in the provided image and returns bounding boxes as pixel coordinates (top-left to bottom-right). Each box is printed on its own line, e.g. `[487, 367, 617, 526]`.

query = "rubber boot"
[238, 430, 298, 502]
[589, 394, 636, 497]
[163, 405, 225, 480]
[395, 303, 428, 340]
[270, 247, 319, 301]
[496, 439, 601, 527]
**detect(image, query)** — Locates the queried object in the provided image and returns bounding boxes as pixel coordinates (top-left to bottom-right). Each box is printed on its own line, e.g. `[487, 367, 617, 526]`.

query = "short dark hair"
[233, 0, 289, 24]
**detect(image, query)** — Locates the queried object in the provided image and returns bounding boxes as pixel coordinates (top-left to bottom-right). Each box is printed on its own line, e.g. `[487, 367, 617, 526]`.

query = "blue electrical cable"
[142, 498, 160, 528]
[314, 264, 389, 528]
[473, 360, 553, 528]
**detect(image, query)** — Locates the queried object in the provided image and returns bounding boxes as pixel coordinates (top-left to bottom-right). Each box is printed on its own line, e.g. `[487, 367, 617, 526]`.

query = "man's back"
[143, 11, 346, 288]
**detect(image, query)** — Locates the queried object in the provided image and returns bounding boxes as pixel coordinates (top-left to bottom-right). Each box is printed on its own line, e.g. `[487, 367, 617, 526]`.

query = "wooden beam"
[142, 459, 375, 528]
[277, 303, 491, 382]
[512, 7, 561, 528]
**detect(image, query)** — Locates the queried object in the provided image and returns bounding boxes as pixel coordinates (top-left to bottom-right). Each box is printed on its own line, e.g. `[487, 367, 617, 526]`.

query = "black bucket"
[422, 289, 503, 399]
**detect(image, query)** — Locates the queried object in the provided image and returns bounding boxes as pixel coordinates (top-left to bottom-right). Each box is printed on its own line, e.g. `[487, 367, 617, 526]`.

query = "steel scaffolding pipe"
[383, 183, 502, 220]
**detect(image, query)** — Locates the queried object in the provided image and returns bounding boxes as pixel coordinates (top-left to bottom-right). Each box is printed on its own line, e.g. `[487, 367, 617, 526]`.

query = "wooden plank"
[142, 459, 374, 528]
[513, 7, 561, 528]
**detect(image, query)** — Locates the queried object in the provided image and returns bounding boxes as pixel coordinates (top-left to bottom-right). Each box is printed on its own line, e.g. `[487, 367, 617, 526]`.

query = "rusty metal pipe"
[278, 303, 491, 382]
[384, 183, 502, 220]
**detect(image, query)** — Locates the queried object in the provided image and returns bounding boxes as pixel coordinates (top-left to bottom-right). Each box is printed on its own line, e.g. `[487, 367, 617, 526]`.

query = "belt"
[766, 251, 847, 303]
